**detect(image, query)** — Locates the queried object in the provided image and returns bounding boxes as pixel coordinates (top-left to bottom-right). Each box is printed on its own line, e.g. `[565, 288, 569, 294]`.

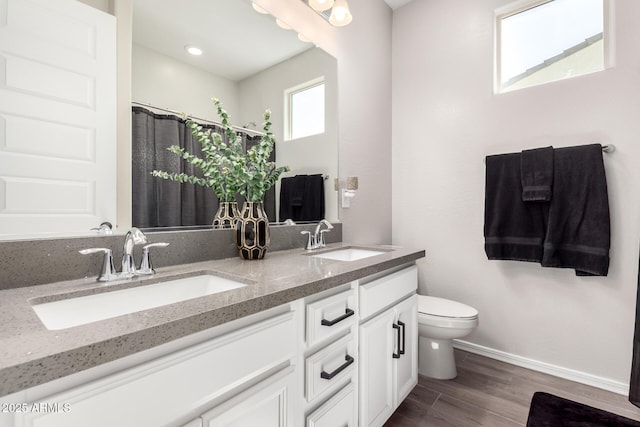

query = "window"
[496, 0, 607, 93]
[285, 77, 325, 140]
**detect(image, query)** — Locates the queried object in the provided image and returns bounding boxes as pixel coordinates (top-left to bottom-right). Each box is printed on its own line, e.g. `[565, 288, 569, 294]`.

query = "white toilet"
[417, 295, 479, 380]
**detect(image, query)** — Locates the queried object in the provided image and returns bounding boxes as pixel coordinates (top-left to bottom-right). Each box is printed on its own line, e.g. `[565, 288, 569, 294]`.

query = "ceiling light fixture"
[185, 45, 203, 56]
[302, 0, 352, 27]
[329, 0, 352, 26]
[309, 0, 334, 12]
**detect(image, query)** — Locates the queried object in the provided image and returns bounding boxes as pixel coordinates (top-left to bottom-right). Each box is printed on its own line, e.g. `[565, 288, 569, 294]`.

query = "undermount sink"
[310, 247, 387, 262]
[31, 274, 247, 330]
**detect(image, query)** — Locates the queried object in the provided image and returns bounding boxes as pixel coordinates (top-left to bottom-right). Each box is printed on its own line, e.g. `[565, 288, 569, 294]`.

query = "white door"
[359, 309, 395, 427]
[201, 367, 296, 427]
[0, 0, 116, 237]
[393, 295, 418, 406]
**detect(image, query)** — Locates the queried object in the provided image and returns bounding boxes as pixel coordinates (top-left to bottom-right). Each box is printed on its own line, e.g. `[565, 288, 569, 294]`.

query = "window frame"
[494, 0, 613, 94]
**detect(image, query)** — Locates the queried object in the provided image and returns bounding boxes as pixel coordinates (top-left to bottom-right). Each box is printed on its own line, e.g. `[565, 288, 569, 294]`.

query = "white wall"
[255, 0, 393, 244]
[238, 48, 339, 222]
[131, 45, 240, 119]
[392, 0, 640, 388]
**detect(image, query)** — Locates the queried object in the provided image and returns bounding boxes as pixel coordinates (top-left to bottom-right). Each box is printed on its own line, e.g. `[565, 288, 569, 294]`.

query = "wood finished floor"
[384, 349, 640, 426]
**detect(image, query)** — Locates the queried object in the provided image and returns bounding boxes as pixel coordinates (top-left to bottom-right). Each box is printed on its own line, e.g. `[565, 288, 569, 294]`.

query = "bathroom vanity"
[0, 244, 424, 427]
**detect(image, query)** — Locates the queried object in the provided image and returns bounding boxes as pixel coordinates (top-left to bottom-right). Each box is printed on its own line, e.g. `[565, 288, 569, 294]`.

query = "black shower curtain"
[131, 107, 276, 228]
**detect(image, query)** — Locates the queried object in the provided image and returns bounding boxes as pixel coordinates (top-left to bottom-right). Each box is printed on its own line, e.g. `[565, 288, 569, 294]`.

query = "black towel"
[521, 146, 553, 202]
[279, 174, 325, 222]
[542, 144, 610, 276]
[484, 152, 548, 263]
[484, 144, 610, 276]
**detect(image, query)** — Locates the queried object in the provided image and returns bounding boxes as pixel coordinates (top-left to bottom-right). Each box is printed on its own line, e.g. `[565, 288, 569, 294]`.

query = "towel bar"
[484, 144, 615, 163]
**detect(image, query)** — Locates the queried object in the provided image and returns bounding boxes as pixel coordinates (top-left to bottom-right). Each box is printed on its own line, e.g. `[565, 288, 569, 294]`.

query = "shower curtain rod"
[131, 100, 266, 136]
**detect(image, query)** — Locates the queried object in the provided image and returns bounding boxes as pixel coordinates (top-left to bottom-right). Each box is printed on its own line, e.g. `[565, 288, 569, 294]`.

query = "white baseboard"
[453, 340, 630, 396]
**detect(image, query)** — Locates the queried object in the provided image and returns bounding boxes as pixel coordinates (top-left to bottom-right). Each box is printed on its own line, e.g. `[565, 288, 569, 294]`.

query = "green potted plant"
[151, 99, 245, 229]
[152, 97, 289, 259]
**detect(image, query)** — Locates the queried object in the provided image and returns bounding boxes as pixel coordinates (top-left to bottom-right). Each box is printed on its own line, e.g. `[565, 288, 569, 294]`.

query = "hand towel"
[278, 174, 325, 222]
[521, 146, 554, 202]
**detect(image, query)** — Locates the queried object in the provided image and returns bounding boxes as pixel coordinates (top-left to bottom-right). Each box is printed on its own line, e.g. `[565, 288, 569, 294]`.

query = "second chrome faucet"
[301, 219, 334, 250]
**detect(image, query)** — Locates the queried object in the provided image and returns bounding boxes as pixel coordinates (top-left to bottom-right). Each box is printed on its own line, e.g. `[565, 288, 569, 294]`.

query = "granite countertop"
[0, 243, 424, 398]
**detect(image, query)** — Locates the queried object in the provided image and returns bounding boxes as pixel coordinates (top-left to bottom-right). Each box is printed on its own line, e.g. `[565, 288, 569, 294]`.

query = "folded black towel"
[521, 146, 553, 202]
[484, 144, 610, 276]
[542, 144, 610, 276]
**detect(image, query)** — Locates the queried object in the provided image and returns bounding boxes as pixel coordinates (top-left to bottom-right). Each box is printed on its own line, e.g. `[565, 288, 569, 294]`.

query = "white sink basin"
[311, 248, 386, 262]
[32, 274, 247, 330]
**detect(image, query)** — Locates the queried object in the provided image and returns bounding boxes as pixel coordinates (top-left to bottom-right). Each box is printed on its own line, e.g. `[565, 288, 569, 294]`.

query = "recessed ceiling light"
[185, 45, 203, 56]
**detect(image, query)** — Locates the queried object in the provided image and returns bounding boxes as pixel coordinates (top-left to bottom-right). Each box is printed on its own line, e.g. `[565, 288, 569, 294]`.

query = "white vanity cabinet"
[0, 261, 422, 427]
[13, 309, 298, 427]
[358, 266, 418, 427]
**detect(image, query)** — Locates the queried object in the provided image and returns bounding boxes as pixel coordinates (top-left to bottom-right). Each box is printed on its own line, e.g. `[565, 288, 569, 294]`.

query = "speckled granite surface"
[0, 243, 424, 397]
[0, 223, 342, 290]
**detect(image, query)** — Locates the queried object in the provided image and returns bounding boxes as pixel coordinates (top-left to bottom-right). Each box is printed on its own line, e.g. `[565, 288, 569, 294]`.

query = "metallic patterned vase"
[235, 202, 270, 260]
[213, 202, 239, 229]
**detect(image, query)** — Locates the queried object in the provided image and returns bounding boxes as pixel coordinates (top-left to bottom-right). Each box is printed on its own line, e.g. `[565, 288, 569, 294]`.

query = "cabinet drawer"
[306, 288, 356, 347]
[16, 312, 296, 427]
[359, 265, 417, 320]
[306, 333, 355, 403]
[306, 383, 356, 427]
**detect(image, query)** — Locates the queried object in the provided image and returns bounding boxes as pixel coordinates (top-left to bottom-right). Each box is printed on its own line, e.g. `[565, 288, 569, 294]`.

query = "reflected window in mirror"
[495, 0, 609, 93]
[285, 77, 325, 140]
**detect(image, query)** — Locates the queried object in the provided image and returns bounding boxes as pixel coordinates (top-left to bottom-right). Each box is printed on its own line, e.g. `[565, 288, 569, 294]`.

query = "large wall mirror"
[0, 0, 337, 241]
[131, 0, 339, 230]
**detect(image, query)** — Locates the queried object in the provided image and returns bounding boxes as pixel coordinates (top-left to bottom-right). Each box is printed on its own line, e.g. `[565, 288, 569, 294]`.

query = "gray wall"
[255, 0, 394, 245]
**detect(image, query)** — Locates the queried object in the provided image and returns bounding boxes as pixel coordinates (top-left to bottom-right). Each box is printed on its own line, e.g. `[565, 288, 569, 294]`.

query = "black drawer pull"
[321, 308, 355, 326]
[321, 355, 355, 380]
[392, 323, 401, 359]
[398, 320, 406, 356]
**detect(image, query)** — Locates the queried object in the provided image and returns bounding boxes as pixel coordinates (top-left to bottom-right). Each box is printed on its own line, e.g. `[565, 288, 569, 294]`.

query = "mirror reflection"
[132, 0, 339, 229]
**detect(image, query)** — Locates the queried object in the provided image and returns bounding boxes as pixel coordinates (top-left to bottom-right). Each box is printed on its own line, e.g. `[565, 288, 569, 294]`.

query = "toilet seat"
[418, 295, 478, 320]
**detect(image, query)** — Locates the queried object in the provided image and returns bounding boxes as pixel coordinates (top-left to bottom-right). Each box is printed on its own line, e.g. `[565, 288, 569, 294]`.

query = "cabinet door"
[201, 367, 296, 427]
[393, 295, 418, 405]
[359, 309, 395, 427]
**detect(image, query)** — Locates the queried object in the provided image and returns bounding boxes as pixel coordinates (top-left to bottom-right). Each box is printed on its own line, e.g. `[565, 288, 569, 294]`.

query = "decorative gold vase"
[212, 201, 239, 229]
[235, 202, 269, 260]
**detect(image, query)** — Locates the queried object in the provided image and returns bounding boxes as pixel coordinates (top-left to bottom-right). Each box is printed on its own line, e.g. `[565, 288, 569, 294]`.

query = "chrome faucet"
[301, 219, 334, 250]
[80, 228, 169, 282]
[121, 227, 148, 277]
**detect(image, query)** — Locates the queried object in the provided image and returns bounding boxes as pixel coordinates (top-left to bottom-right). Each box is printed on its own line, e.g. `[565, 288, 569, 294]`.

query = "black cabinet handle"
[398, 320, 406, 356]
[320, 355, 355, 380]
[392, 323, 401, 359]
[321, 308, 355, 326]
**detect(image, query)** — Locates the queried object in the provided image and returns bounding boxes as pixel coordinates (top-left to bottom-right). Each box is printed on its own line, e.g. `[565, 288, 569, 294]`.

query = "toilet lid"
[418, 296, 478, 319]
